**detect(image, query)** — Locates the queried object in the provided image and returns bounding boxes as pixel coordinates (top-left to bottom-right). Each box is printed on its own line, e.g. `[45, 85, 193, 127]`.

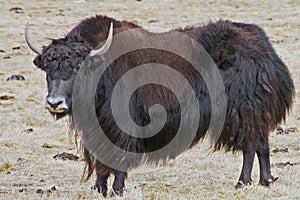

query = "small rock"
[22, 128, 33, 133]
[50, 186, 56, 191]
[6, 75, 25, 81]
[42, 143, 56, 149]
[9, 7, 24, 14]
[285, 127, 298, 133]
[275, 126, 294, 134]
[272, 147, 289, 153]
[18, 188, 26, 192]
[36, 189, 44, 194]
[17, 158, 25, 163]
[273, 161, 298, 168]
[53, 152, 79, 161]
[0, 95, 15, 100]
[149, 19, 159, 23]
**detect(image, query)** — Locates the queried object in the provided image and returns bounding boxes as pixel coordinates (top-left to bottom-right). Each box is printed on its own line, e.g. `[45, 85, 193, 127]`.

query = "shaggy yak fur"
[30, 15, 294, 196]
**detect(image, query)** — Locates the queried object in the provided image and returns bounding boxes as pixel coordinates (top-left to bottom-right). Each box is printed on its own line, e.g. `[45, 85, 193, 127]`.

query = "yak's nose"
[45, 95, 69, 113]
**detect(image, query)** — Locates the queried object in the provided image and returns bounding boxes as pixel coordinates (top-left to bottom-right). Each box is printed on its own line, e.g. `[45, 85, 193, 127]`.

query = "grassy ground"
[0, 0, 299, 199]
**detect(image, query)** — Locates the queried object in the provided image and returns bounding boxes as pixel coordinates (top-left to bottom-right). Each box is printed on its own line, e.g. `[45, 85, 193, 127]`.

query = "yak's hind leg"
[256, 136, 278, 186]
[111, 170, 127, 196]
[235, 147, 256, 188]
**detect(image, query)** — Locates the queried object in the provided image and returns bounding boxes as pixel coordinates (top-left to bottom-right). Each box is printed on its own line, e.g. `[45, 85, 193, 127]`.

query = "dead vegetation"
[0, 0, 299, 199]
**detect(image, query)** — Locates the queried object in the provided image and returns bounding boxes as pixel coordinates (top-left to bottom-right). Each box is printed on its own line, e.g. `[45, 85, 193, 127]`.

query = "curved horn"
[89, 22, 113, 56]
[25, 22, 43, 55]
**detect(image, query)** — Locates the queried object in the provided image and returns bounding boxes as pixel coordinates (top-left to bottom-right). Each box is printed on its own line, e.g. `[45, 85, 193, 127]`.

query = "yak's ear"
[33, 54, 43, 68]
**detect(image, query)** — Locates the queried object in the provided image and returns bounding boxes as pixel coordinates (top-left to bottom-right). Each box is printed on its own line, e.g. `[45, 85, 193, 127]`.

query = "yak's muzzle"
[45, 95, 69, 113]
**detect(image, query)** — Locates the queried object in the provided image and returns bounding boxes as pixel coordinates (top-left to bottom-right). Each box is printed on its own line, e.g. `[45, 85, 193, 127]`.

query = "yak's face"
[33, 39, 91, 119]
[26, 22, 113, 119]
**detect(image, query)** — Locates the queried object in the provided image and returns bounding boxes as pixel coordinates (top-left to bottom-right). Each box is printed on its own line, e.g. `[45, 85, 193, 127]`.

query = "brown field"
[0, 0, 299, 199]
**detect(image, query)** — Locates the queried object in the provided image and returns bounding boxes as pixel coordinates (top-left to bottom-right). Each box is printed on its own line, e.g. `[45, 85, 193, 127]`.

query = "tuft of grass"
[0, 162, 12, 173]
[3, 142, 13, 148]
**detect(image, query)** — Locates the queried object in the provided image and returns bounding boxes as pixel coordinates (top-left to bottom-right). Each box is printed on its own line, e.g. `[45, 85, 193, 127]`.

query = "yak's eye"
[65, 59, 77, 68]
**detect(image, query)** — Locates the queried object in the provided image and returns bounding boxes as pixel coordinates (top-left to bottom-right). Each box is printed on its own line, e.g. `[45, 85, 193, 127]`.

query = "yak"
[25, 15, 294, 196]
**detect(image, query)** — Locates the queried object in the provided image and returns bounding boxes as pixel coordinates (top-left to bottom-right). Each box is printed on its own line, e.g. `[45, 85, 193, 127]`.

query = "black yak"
[25, 15, 294, 196]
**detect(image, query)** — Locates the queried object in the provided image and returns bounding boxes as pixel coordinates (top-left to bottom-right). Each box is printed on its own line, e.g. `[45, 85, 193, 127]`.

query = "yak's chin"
[49, 110, 69, 120]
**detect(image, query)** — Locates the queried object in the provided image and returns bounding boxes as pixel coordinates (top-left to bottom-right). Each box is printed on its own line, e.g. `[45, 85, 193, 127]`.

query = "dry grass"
[1, 0, 299, 199]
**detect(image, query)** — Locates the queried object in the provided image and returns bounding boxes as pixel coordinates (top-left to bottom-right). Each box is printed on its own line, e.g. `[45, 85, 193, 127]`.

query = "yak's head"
[25, 23, 113, 119]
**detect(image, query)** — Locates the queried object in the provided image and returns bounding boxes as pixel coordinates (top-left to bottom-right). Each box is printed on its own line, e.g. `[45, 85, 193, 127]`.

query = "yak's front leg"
[111, 170, 127, 196]
[95, 173, 109, 197]
[94, 160, 112, 197]
[235, 148, 256, 188]
[256, 136, 278, 186]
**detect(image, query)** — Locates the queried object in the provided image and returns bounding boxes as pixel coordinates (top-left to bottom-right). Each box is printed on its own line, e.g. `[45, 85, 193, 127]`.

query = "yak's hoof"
[259, 176, 279, 187]
[101, 190, 107, 198]
[235, 180, 252, 189]
[110, 188, 125, 197]
[91, 185, 107, 197]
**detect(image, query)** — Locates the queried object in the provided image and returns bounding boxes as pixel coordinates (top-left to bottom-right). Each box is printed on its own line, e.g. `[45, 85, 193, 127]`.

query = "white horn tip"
[89, 49, 98, 57]
[89, 22, 114, 57]
[25, 22, 43, 55]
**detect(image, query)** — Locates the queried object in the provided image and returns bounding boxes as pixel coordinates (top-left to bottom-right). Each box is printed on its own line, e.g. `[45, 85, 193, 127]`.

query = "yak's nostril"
[47, 99, 63, 109]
